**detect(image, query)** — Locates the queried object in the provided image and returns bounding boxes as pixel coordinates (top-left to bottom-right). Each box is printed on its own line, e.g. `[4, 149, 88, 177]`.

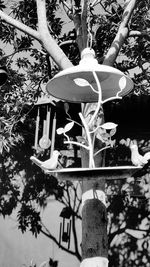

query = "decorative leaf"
[56, 127, 64, 135]
[74, 78, 90, 87]
[100, 122, 118, 130]
[64, 121, 74, 133]
[64, 102, 69, 113]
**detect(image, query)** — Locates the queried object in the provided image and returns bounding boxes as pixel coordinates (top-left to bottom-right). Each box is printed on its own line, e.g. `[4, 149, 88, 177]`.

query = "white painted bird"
[30, 150, 60, 171]
[130, 141, 150, 167]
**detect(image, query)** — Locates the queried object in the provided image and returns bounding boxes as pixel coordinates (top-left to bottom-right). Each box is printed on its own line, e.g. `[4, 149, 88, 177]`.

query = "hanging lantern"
[46, 48, 133, 103]
[0, 66, 8, 86]
[59, 207, 72, 249]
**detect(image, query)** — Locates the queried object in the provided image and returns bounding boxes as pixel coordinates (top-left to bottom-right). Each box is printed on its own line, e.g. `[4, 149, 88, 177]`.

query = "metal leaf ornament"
[101, 122, 118, 130]
[64, 121, 74, 132]
[57, 121, 75, 147]
[57, 121, 74, 135]
[96, 122, 117, 146]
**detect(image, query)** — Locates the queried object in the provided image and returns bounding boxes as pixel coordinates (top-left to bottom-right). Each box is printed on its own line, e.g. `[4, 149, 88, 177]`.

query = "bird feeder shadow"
[59, 207, 72, 249]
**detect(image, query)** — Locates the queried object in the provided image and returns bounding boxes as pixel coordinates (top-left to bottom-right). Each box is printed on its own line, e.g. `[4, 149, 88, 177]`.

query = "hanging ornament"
[34, 107, 40, 151]
[39, 107, 51, 149]
[50, 112, 56, 157]
[33, 94, 56, 153]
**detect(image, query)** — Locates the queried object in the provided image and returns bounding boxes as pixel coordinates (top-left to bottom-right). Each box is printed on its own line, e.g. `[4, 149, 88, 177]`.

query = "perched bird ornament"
[129, 140, 150, 167]
[30, 150, 60, 171]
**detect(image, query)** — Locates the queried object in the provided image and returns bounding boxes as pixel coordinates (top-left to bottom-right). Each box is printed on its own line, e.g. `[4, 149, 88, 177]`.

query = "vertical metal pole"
[34, 107, 40, 151]
[50, 112, 56, 157]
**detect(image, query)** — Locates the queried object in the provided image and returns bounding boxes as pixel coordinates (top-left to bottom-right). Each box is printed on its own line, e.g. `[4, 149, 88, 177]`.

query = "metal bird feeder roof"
[46, 48, 134, 103]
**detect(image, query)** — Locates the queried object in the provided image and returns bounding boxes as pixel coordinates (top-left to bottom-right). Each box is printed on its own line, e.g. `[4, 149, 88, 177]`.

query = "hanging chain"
[87, 2, 92, 48]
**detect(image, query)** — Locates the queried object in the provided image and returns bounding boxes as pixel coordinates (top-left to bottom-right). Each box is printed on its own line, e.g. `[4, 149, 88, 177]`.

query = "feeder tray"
[47, 166, 142, 181]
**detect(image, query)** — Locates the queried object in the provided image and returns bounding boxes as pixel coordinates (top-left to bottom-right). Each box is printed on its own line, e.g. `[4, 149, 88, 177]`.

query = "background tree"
[0, 0, 150, 266]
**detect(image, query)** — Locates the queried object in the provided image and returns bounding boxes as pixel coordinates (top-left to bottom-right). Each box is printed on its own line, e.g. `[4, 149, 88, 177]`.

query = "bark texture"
[82, 179, 108, 260]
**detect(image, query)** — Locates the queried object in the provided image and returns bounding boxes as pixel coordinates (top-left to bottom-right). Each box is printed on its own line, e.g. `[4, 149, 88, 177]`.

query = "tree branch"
[81, 0, 89, 49]
[109, 226, 149, 244]
[98, 1, 112, 15]
[0, 3, 73, 70]
[73, 184, 78, 210]
[109, 227, 125, 244]
[90, 0, 99, 8]
[61, 0, 73, 20]
[72, 214, 81, 261]
[72, 11, 82, 52]
[40, 223, 80, 259]
[0, 47, 46, 65]
[36, 0, 73, 70]
[66, 185, 71, 208]
[0, 10, 41, 41]
[103, 0, 137, 66]
[129, 30, 150, 40]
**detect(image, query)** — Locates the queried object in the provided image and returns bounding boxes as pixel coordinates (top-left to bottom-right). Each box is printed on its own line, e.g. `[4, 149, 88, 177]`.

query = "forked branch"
[103, 0, 137, 66]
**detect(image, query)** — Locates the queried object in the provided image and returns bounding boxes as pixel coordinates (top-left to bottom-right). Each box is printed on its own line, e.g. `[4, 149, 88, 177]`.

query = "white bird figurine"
[30, 150, 60, 171]
[130, 141, 150, 167]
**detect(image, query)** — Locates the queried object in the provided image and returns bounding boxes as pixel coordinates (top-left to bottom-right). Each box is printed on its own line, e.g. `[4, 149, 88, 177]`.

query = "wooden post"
[80, 104, 108, 267]
[81, 178, 108, 267]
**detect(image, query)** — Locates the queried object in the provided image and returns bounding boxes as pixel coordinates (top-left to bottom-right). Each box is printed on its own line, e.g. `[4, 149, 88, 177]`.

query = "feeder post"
[80, 105, 108, 267]
[81, 178, 108, 267]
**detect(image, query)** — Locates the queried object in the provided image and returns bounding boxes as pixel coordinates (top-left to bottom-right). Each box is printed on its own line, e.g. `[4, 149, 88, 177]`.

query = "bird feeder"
[0, 66, 8, 86]
[44, 48, 142, 180]
[59, 207, 72, 249]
